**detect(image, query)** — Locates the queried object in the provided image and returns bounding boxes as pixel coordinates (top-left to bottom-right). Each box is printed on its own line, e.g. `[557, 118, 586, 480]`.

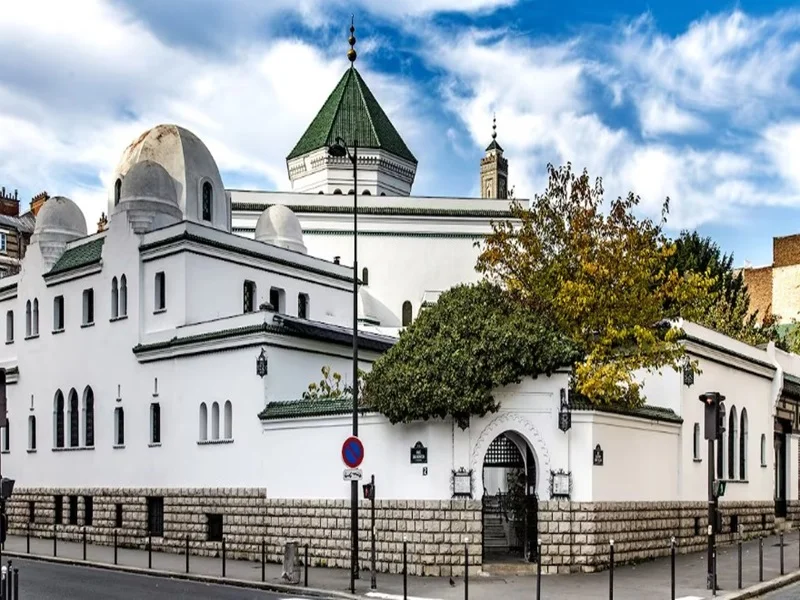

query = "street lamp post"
[327, 135, 359, 592]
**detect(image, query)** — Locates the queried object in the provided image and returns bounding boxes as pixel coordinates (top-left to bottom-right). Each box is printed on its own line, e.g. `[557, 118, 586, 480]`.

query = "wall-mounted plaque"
[410, 441, 428, 464]
[593, 444, 604, 466]
[452, 468, 473, 498]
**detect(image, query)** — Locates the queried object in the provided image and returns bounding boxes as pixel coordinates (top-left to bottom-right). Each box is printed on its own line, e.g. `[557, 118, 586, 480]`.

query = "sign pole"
[707, 437, 715, 590]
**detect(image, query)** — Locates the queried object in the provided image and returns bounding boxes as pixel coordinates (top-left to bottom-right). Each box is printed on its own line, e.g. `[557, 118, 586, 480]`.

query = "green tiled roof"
[287, 67, 417, 164]
[570, 396, 683, 424]
[485, 139, 504, 152]
[230, 203, 513, 219]
[259, 397, 375, 421]
[47, 237, 105, 276]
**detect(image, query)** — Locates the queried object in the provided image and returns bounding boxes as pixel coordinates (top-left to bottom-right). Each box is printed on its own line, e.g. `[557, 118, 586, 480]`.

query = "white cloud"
[638, 95, 707, 137]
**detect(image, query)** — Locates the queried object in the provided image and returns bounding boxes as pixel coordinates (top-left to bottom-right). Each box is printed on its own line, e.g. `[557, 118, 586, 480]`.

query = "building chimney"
[30, 192, 49, 216]
[97, 212, 108, 233]
[0, 186, 20, 217]
[334, 256, 341, 264]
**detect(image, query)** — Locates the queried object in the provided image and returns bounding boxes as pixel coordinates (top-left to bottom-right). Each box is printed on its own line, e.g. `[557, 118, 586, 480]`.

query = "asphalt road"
[762, 579, 800, 599]
[8, 558, 320, 600]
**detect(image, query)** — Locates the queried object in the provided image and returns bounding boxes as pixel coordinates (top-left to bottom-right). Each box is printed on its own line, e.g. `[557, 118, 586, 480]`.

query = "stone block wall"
[538, 500, 778, 574]
[6, 488, 482, 577]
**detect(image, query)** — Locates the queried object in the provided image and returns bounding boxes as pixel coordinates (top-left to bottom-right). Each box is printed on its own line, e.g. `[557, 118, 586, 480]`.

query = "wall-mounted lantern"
[256, 348, 268, 378]
[558, 388, 571, 432]
[682, 355, 694, 387]
[593, 444, 604, 466]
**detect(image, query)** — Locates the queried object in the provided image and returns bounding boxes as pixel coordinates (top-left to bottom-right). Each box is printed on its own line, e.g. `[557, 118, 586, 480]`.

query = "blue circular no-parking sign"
[342, 436, 364, 468]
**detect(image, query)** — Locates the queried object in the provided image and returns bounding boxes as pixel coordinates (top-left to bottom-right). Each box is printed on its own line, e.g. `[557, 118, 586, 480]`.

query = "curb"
[5, 551, 363, 599]
[714, 569, 800, 600]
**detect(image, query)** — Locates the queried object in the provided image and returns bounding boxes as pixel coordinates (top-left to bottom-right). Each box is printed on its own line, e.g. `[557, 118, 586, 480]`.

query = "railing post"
[759, 534, 764, 582]
[737, 531, 742, 589]
[222, 538, 226, 578]
[261, 538, 265, 582]
[403, 538, 408, 600]
[82, 526, 87, 561]
[148, 534, 152, 569]
[26, 523, 29, 555]
[781, 531, 785, 575]
[5, 561, 10, 600]
[536, 539, 542, 600]
[464, 539, 469, 600]
[53, 524, 57, 557]
[609, 539, 615, 600]
[670, 536, 676, 600]
[12, 567, 17, 600]
[185, 535, 189, 574]
[304, 544, 309, 587]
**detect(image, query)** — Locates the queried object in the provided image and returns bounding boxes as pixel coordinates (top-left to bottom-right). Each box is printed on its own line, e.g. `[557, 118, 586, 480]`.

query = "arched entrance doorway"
[481, 432, 538, 563]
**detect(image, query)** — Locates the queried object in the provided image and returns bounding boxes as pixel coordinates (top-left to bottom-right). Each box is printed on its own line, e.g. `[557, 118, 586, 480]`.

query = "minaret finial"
[492, 113, 497, 140]
[347, 16, 357, 65]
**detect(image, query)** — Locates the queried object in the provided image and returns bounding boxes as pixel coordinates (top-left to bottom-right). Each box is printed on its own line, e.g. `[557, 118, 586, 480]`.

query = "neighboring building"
[742, 233, 800, 324]
[0, 187, 38, 278]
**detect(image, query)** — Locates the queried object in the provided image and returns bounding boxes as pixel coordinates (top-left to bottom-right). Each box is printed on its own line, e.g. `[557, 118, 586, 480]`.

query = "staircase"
[483, 495, 510, 555]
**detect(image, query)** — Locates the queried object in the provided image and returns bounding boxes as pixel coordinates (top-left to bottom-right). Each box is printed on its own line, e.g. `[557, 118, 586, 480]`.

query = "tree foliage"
[362, 281, 578, 429]
[302, 365, 365, 401]
[476, 163, 715, 407]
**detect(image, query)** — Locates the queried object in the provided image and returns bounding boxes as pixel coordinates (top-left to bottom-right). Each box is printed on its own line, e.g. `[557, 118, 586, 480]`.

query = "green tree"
[476, 163, 715, 407]
[362, 281, 578, 429]
[302, 365, 366, 401]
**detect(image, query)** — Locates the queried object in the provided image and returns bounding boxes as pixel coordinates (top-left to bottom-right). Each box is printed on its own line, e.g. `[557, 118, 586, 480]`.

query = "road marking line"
[366, 592, 445, 600]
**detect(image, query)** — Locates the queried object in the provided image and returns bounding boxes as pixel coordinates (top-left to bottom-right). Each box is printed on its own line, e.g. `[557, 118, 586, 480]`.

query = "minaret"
[480, 115, 509, 199]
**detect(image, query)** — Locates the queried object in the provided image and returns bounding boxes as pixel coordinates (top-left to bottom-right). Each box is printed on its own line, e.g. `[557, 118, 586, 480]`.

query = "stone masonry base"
[7, 488, 483, 577]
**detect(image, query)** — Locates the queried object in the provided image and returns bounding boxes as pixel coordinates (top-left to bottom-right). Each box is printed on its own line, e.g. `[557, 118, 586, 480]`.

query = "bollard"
[148, 534, 152, 569]
[609, 539, 615, 600]
[304, 544, 309, 587]
[12, 567, 17, 600]
[261, 538, 265, 582]
[759, 534, 764, 582]
[26, 523, 30, 555]
[83, 526, 87, 561]
[403, 539, 408, 600]
[222, 538, 226, 578]
[185, 535, 189, 574]
[738, 535, 742, 589]
[53, 523, 57, 557]
[781, 532, 785, 575]
[114, 530, 118, 565]
[6, 561, 11, 600]
[670, 537, 676, 600]
[464, 539, 469, 600]
[536, 539, 542, 600]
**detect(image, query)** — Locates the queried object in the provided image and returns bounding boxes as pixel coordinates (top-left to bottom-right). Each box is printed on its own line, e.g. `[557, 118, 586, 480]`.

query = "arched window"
[298, 293, 309, 319]
[243, 280, 256, 313]
[6, 310, 12, 343]
[111, 277, 119, 319]
[199, 403, 208, 441]
[224, 400, 232, 440]
[693, 423, 700, 460]
[68, 389, 79, 448]
[728, 406, 738, 480]
[114, 178, 122, 206]
[202, 182, 213, 222]
[53, 391, 65, 448]
[347, 189, 354, 195]
[150, 403, 161, 444]
[361, 267, 369, 286]
[25, 300, 31, 338]
[402, 301, 412, 327]
[333, 189, 342, 195]
[33, 299, 38, 336]
[83, 387, 94, 447]
[211, 402, 220, 440]
[28, 415, 36, 451]
[380, 192, 386, 196]
[2, 422, 8, 452]
[362, 190, 371, 195]
[761, 434, 767, 466]
[740, 408, 748, 479]
[120, 275, 128, 317]
[114, 407, 124, 446]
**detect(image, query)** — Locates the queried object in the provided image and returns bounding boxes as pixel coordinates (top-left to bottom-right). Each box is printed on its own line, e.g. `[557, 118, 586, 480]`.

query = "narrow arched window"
[2, 422, 8, 452]
[211, 402, 220, 440]
[54, 391, 65, 448]
[361, 267, 369, 286]
[68, 389, 79, 448]
[298, 293, 309, 319]
[362, 190, 371, 195]
[25, 300, 31, 338]
[224, 400, 232, 440]
[5, 310, 12, 343]
[120, 275, 128, 317]
[83, 387, 94, 447]
[28, 415, 36, 451]
[402, 301, 412, 327]
[111, 277, 119, 319]
[333, 189, 342, 195]
[728, 406, 738, 480]
[33, 299, 38, 336]
[202, 182, 212, 222]
[199, 403, 208, 441]
[114, 407, 125, 446]
[761, 434, 767, 467]
[740, 408, 748, 479]
[693, 423, 700, 460]
[114, 178, 122, 206]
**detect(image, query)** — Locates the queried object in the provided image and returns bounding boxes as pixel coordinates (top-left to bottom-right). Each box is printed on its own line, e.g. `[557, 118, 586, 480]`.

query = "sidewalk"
[4, 532, 800, 599]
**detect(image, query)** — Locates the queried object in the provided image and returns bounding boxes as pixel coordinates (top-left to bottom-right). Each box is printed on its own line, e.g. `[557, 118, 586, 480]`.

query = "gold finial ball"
[349, 35, 356, 47]
[347, 48, 357, 62]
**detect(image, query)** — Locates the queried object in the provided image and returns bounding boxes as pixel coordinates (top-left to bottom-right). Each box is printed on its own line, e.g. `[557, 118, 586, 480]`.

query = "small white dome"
[358, 288, 381, 325]
[34, 196, 88, 237]
[120, 160, 178, 205]
[255, 205, 307, 254]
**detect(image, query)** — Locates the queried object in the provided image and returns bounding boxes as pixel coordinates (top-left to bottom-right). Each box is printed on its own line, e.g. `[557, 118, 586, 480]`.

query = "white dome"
[34, 196, 87, 237]
[111, 124, 229, 231]
[358, 288, 380, 325]
[120, 160, 178, 205]
[255, 205, 307, 254]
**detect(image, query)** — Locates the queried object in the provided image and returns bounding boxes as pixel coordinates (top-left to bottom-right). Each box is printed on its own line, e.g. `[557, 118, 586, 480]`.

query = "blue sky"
[1, 0, 800, 266]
